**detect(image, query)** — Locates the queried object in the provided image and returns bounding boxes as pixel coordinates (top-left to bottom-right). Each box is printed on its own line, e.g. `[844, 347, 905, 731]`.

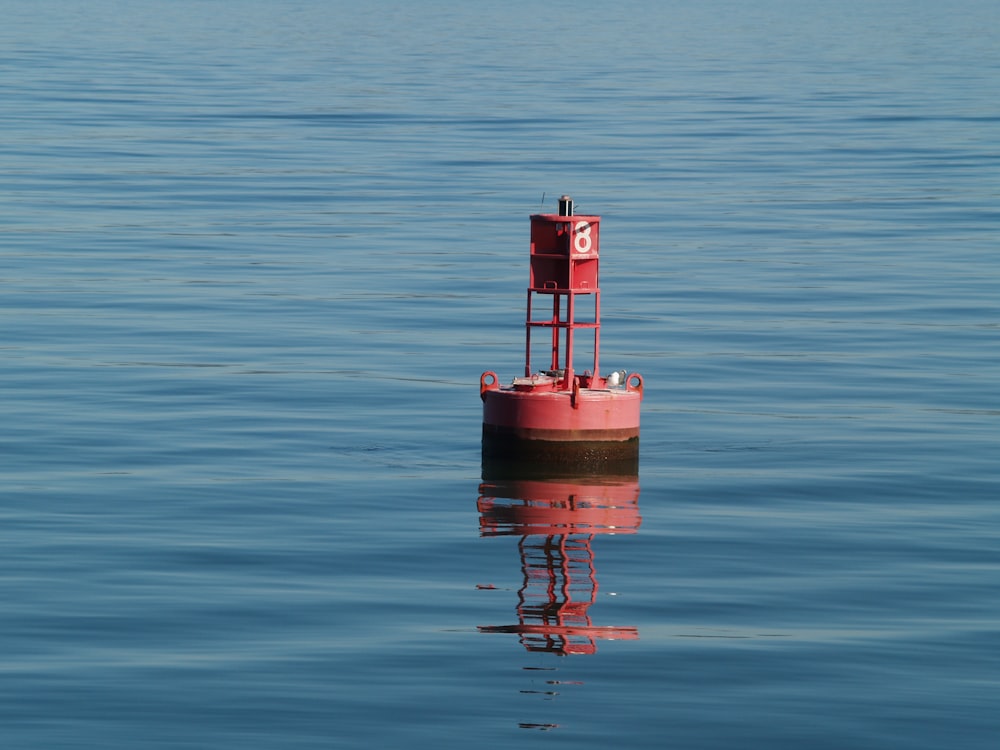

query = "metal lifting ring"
[626, 372, 644, 398]
[480, 371, 499, 401]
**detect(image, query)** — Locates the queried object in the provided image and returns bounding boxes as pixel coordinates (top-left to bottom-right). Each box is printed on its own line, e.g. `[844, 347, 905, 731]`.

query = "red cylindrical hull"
[483, 387, 640, 441]
[482, 385, 641, 466]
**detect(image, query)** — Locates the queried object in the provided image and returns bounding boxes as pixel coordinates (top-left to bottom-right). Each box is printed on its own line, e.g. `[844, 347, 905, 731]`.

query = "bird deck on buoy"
[480, 196, 643, 467]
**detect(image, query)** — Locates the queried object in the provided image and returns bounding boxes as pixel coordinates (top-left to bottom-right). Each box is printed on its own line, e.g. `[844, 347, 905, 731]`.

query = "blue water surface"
[2, 1, 999, 748]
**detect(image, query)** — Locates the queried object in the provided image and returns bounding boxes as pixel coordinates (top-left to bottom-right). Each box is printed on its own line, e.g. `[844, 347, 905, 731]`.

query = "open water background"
[2, 1, 998, 747]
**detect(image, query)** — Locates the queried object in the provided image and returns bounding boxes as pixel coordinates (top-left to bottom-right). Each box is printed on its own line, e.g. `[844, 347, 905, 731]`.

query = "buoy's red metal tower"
[480, 196, 643, 465]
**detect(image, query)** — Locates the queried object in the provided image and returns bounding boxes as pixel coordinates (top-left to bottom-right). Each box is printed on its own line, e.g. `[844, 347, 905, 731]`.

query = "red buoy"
[481, 196, 643, 466]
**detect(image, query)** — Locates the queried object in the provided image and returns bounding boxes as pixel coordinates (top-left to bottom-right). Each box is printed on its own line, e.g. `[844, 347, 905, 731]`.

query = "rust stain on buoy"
[480, 196, 643, 466]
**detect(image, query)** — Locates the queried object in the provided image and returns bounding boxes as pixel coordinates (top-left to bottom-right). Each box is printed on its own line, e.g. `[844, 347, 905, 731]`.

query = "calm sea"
[2, 1, 998, 748]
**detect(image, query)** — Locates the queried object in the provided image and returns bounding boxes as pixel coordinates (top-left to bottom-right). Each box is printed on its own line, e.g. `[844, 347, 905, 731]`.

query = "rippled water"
[2, 1, 999, 748]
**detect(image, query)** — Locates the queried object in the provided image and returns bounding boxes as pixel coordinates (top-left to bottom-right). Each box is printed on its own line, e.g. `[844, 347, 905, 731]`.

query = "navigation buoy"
[480, 196, 643, 467]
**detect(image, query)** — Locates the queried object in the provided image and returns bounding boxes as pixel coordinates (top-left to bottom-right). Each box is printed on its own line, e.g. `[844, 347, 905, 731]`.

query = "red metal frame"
[525, 207, 602, 388]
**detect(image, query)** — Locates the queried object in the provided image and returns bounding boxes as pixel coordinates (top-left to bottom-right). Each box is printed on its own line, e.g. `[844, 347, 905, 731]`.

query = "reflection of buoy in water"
[477, 475, 641, 537]
[476, 472, 641, 654]
[480, 196, 643, 466]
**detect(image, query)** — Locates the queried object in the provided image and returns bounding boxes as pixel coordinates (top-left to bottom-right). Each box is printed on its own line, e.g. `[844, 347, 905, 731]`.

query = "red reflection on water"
[477, 474, 640, 655]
